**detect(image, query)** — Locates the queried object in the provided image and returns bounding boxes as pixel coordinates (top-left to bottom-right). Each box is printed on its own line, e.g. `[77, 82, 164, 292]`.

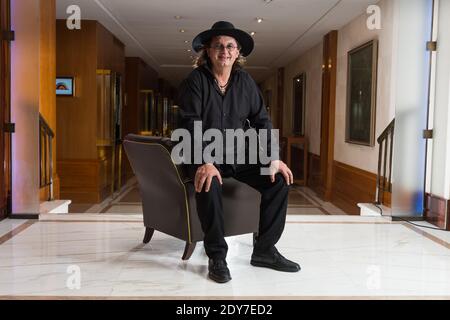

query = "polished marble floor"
[0, 214, 449, 299]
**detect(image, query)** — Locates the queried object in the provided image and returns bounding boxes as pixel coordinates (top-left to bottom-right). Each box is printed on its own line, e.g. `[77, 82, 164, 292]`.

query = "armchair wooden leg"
[182, 242, 197, 260]
[143, 227, 155, 244]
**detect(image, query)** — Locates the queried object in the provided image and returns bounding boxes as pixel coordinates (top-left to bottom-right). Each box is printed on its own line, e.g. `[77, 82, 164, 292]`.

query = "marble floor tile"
[0, 217, 449, 299]
[103, 205, 143, 214]
[0, 219, 30, 238]
[287, 207, 324, 215]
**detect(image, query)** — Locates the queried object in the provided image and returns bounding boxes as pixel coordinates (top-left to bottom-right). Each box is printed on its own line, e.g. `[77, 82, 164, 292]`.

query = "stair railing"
[375, 118, 395, 205]
[39, 114, 54, 201]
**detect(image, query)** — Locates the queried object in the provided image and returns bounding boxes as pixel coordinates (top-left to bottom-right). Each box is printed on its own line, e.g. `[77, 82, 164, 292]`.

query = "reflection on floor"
[0, 215, 449, 299]
[69, 181, 347, 216]
[68, 203, 95, 214]
[287, 187, 346, 215]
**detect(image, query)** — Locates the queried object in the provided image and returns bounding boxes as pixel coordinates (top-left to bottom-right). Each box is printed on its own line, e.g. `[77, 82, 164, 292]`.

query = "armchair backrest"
[123, 134, 192, 241]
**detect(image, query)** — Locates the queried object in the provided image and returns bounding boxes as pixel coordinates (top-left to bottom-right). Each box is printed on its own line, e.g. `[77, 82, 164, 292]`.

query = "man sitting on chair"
[178, 21, 301, 284]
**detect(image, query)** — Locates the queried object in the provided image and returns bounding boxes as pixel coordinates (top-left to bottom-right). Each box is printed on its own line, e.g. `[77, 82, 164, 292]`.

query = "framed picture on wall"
[56, 77, 75, 96]
[345, 40, 378, 146]
[292, 73, 306, 136]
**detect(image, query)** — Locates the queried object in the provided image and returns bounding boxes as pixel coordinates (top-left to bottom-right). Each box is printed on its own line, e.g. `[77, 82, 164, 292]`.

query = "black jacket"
[177, 63, 273, 175]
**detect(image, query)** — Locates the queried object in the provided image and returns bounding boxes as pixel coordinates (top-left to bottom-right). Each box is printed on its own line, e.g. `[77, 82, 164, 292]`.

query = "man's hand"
[195, 163, 223, 193]
[269, 160, 294, 185]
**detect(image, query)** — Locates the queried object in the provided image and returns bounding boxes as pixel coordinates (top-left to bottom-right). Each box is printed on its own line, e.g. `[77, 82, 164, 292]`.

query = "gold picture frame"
[345, 40, 378, 146]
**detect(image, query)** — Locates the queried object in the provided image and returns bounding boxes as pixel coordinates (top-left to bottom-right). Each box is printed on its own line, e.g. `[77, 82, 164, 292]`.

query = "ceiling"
[56, 0, 377, 87]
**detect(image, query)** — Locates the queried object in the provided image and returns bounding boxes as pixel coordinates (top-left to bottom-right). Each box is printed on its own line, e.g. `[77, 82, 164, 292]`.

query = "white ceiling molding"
[93, 0, 159, 67]
[268, 0, 342, 67]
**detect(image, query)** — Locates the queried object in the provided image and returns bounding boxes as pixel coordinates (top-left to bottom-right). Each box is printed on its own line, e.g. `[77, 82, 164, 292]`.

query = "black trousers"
[195, 164, 289, 260]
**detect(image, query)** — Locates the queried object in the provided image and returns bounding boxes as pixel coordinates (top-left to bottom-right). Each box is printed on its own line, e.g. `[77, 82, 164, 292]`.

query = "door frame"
[423, 0, 450, 230]
[0, 0, 12, 220]
[319, 30, 338, 201]
[292, 72, 306, 136]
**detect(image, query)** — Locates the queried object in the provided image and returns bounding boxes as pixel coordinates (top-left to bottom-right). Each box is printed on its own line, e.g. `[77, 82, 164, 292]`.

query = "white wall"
[283, 42, 323, 156]
[260, 0, 396, 172]
[334, 0, 395, 174]
[261, 42, 323, 156]
[430, 0, 450, 200]
[260, 73, 278, 130]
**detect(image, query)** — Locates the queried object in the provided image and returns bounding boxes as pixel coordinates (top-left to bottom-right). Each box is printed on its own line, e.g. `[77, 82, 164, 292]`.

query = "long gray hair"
[193, 37, 246, 70]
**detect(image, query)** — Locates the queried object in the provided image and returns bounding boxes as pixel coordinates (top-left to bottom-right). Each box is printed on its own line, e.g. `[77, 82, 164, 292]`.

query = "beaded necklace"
[215, 78, 229, 94]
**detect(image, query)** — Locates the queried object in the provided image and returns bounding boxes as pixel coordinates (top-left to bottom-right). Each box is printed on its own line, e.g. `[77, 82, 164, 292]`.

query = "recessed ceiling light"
[187, 49, 191, 52]
[250, 31, 256, 36]
[256, 18, 263, 23]
[184, 40, 189, 43]
[174, 15, 182, 20]
[179, 29, 185, 33]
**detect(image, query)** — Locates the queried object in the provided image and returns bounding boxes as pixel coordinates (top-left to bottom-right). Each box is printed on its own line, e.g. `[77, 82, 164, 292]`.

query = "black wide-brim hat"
[192, 21, 254, 57]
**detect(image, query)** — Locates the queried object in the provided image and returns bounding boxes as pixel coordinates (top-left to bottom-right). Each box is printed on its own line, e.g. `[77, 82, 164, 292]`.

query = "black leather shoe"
[208, 259, 232, 283]
[251, 249, 301, 272]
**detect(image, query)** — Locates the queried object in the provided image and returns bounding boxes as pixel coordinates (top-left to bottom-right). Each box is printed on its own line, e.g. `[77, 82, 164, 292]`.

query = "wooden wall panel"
[123, 58, 139, 182]
[320, 30, 338, 201]
[57, 20, 126, 202]
[96, 23, 126, 191]
[124, 58, 139, 137]
[98, 150, 112, 201]
[424, 194, 450, 230]
[123, 57, 159, 181]
[383, 190, 391, 208]
[277, 68, 285, 137]
[58, 160, 100, 203]
[332, 161, 377, 215]
[307, 153, 322, 195]
[56, 19, 98, 160]
[139, 58, 159, 91]
[39, 0, 59, 201]
[97, 23, 125, 75]
[58, 158, 111, 203]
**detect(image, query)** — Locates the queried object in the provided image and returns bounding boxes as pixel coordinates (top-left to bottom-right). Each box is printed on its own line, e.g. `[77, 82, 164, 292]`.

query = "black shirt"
[177, 63, 273, 174]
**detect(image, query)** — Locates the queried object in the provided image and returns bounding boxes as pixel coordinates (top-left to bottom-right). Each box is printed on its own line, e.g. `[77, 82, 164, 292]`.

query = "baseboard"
[424, 193, 450, 230]
[383, 190, 392, 208]
[9, 214, 39, 220]
[391, 216, 425, 222]
[58, 159, 112, 204]
[332, 161, 377, 215]
[304, 156, 384, 215]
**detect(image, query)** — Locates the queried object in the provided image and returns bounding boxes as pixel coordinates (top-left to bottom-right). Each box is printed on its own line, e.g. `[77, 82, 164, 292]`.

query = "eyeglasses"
[210, 44, 239, 52]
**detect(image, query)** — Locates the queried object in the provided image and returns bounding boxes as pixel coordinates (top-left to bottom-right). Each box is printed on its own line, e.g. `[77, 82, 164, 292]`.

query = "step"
[39, 213, 142, 222]
[357, 203, 391, 217]
[40, 200, 72, 214]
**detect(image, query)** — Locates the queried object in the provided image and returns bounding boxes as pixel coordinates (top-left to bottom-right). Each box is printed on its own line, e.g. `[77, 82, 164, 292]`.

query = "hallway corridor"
[2, 0, 450, 303]
[68, 180, 347, 216]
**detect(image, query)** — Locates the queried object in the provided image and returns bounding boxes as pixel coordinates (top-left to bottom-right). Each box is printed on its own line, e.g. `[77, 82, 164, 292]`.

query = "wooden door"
[0, 0, 12, 219]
